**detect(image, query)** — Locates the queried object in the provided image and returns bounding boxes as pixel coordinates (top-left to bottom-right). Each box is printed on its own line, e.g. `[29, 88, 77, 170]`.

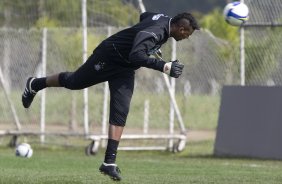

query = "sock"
[31, 77, 47, 92]
[104, 139, 119, 164]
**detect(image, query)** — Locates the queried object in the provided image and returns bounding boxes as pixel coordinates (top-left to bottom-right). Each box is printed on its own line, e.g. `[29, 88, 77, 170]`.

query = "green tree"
[0, 0, 139, 28]
[201, 9, 281, 85]
[245, 27, 281, 84]
[201, 8, 239, 42]
[0, 0, 38, 27]
[201, 8, 240, 84]
[88, 0, 139, 26]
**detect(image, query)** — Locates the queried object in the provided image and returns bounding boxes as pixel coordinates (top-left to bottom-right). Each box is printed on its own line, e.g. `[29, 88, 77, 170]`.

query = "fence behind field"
[0, 27, 228, 134]
[0, 0, 282, 147]
[243, 0, 282, 85]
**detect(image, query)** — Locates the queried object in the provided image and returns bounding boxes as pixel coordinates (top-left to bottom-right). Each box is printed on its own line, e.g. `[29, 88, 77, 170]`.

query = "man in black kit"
[22, 12, 199, 181]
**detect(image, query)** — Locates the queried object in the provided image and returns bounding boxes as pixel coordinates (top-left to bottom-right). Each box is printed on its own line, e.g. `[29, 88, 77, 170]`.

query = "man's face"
[172, 19, 195, 41]
[174, 25, 194, 41]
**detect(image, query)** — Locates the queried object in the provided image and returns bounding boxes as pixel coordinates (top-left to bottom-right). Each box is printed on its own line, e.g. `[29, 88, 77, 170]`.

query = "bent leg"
[22, 51, 110, 108]
[32, 50, 112, 91]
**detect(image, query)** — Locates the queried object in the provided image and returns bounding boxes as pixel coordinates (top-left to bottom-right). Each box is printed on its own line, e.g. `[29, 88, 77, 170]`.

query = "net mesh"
[244, 0, 282, 85]
[0, 0, 281, 145]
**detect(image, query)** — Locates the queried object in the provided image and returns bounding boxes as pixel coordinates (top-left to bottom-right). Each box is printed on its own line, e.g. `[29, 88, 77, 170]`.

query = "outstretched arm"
[128, 30, 165, 71]
[129, 30, 184, 78]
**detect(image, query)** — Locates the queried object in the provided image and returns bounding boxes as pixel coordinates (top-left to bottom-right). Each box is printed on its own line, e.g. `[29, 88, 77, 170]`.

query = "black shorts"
[59, 48, 135, 126]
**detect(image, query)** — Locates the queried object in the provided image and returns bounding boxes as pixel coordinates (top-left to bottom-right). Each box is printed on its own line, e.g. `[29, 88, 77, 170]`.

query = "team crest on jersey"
[152, 14, 167, 20]
[94, 61, 105, 71]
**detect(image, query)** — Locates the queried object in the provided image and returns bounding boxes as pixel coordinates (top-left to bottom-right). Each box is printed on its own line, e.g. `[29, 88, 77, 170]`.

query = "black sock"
[104, 139, 119, 164]
[31, 77, 47, 92]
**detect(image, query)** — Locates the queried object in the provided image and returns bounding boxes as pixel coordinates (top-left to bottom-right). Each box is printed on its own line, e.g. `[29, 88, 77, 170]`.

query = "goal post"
[0, 66, 21, 130]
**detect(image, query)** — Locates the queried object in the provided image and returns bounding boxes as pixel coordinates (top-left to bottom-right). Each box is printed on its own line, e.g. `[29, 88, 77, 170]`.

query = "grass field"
[1, 140, 282, 184]
[1, 91, 281, 183]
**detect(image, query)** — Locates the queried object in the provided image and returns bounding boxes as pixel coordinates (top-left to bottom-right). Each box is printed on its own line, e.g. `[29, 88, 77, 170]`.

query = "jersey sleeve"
[139, 12, 155, 22]
[128, 29, 165, 72]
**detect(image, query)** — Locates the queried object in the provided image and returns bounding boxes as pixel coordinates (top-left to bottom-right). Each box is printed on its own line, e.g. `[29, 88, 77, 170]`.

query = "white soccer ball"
[15, 143, 33, 158]
[223, 1, 249, 26]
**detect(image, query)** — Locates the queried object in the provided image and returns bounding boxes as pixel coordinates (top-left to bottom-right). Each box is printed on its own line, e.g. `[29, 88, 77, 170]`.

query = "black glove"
[163, 60, 184, 78]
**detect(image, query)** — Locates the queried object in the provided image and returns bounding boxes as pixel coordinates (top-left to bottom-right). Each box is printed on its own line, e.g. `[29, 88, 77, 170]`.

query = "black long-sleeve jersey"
[97, 12, 171, 71]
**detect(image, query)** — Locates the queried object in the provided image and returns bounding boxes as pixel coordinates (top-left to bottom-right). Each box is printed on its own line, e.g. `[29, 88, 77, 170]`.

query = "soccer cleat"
[99, 163, 122, 181]
[22, 77, 37, 108]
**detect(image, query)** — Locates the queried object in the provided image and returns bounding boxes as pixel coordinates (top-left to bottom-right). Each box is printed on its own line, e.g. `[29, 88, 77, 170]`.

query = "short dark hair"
[172, 13, 200, 30]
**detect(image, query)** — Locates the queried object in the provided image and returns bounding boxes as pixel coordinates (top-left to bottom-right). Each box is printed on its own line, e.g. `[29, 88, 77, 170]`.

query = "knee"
[109, 121, 126, 127]
[109, 106, 130, 127]
[109, 112, 128, 127]
[109, 95, 132, 127]
[59, 72, 75, 89]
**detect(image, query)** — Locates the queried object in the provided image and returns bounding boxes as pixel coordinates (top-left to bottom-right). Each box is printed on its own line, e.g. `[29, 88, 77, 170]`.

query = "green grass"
[1, 140, 282, 184]
[1, 90, 220, 130]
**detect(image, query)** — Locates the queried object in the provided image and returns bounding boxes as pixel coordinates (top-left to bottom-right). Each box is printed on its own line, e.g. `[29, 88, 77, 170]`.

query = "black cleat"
[99, 163, 122, 181]
[22, 77, 37, 108]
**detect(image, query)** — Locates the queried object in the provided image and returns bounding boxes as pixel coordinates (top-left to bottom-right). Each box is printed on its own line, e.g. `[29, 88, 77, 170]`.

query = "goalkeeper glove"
[163, 60, 184, 78]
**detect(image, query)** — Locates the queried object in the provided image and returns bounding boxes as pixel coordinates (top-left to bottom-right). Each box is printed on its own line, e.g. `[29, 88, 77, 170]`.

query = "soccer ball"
[223, 1, 249, 26]
[15, 143, 33, 158]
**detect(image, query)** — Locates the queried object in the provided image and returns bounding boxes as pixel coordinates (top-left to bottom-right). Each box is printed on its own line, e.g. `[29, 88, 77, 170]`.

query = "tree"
[0, 0, 139, 28]
[245, 27, 281, 84]
[201, 8, 240, 84]
[201, 8, 238, 41]
[201, 8, 281, 85]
